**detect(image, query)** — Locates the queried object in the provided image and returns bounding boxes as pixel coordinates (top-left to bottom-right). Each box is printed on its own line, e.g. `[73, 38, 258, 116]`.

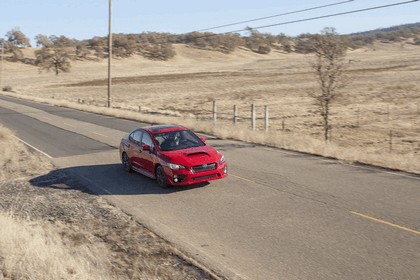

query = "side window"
[129, 130, 142, 144]
[141, 132, 153, 149]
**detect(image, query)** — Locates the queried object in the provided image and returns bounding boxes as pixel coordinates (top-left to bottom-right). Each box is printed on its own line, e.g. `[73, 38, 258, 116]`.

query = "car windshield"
[153, 129, 205, 151]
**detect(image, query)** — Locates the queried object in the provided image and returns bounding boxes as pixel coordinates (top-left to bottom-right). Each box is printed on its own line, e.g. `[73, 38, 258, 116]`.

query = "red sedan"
[119, 125, 227, 187]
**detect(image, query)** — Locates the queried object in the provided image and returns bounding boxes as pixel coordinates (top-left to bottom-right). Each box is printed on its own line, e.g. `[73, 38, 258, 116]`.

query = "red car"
[119, 125, 227, 187]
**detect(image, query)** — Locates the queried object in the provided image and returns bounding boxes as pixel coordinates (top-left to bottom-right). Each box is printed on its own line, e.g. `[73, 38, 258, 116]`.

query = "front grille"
[192, 174, 219, 181]
[192, 163, 217, 173]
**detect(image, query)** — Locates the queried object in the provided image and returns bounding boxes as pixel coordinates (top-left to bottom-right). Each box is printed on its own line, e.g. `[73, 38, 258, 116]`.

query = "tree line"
[1, 23, 419, 75]
[3, 25, 415, 141]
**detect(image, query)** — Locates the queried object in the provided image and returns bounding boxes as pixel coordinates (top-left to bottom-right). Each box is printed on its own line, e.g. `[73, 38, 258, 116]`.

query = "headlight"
[166, 162, 186, 170]
[219, 155, 225, 163]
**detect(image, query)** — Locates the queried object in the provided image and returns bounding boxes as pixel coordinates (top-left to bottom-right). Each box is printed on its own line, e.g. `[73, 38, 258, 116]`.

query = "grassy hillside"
[1, 40, 420, 173]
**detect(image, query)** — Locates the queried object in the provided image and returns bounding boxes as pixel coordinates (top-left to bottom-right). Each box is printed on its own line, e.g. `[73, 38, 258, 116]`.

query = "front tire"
[122, 153, 133, 173]
[156, 165, 168, 188]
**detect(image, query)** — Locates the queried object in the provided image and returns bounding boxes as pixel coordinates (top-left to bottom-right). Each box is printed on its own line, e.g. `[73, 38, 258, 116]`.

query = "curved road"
[0, 95, 419, 280]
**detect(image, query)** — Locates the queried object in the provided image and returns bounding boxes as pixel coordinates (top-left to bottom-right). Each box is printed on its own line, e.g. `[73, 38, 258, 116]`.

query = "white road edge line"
[13, 135, 53, 159]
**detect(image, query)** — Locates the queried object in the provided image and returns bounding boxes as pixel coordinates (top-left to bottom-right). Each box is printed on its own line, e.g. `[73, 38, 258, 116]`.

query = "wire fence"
[78, 98, 419, 155]
[197, 100, 420, 155]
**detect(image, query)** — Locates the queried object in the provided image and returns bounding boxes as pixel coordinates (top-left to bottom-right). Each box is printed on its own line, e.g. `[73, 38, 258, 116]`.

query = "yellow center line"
[92, 132, 108, 137]
[230, 174, 419, 236]
[230, 173, 255, 183]
[351, 211, 420, 235]
[63, 122, 76, 128]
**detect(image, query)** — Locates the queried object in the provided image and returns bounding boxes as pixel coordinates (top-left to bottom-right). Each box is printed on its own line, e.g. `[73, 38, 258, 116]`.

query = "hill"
[2, 38, 419, 174]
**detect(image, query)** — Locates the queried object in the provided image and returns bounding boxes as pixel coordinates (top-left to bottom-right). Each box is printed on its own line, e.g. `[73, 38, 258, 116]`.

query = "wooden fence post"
[212, 101, 217, 124]
[233, 105, 238, 125]
[264, 105, 269, 132]
[389, 130, 393, 153]
[356, 107, 360, 127]
[251, 104, 255, 130]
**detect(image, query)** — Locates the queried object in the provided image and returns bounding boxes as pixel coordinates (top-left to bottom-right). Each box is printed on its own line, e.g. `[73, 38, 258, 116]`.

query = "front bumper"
[164, 162, 228, 186]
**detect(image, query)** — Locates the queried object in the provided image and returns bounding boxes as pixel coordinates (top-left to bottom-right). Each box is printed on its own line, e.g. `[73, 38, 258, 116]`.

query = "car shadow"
[29, 163, 209, 196]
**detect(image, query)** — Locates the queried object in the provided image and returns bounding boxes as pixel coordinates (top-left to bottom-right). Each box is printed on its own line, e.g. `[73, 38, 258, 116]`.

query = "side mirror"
[143, 144, 151, 151]
[200, 137, 206, 143]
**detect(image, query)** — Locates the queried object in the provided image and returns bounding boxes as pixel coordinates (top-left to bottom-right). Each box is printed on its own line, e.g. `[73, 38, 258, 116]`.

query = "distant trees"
[244, 27, 272, 54]
[34, 34, 74, 75]
[2, 23, 420, 67]
[134, 33, 176, 60]
[3, 28, 31, 61]
[112, 34, 137, 57]
[182, 32, 243, 54]
[138, 42, 176, 60]
[6, 28, 31, 48]
[309, 27, 349, 142]
[35, 47, 71, 75]
[35, 34, 52, 48]
[86, 36, 106, 59]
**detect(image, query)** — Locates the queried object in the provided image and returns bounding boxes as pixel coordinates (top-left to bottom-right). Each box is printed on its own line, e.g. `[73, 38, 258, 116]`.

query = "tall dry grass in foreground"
[0, 125, 52, 181]
[0, 214, 111, 280]
[0, 125, 112, 279]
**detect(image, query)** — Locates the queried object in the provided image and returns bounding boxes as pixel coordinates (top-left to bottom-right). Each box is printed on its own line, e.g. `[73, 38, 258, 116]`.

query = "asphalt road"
[1, 95, 419, 280]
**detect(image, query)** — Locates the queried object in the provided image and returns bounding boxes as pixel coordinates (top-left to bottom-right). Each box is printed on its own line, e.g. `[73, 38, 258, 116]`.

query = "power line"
[223, 0, 419, 34]
[195, 0, 354, 32]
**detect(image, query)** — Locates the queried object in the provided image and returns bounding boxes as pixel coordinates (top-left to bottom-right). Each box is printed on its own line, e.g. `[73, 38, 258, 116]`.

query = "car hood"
[159, 145, 220, 167]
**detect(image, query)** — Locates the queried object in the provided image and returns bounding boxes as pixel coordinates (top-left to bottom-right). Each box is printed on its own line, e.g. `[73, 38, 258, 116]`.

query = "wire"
[195, 0, 354, 32]
[224, 0, 419, 34]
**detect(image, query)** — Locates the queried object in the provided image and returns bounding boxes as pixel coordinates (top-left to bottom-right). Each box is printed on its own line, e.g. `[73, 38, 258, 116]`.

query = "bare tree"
[309, 27, 348, 142]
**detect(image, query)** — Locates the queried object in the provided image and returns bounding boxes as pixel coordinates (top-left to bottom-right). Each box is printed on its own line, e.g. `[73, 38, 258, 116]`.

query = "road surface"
[0, 95, 419, 280]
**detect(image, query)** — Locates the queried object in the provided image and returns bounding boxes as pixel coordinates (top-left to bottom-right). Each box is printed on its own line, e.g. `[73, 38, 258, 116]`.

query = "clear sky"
[1, 0, 419, 44]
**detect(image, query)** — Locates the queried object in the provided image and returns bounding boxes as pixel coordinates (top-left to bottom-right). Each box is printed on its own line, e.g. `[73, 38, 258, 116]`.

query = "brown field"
[2, 43, 419, 173]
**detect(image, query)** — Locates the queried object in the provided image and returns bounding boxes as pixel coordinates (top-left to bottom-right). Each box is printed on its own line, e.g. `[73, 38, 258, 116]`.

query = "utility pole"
[0, 42, 4, 90]
[107, 0, 112, 107]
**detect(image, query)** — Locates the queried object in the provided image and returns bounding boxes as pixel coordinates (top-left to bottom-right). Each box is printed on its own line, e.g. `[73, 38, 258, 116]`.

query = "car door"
[138, 131, 156, 176]
[127, 130, 143, 169]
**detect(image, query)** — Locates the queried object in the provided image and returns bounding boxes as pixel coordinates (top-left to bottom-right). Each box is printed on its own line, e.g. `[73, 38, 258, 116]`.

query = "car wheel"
[122, 153, 133, 173]
[156, 165, 168, 188]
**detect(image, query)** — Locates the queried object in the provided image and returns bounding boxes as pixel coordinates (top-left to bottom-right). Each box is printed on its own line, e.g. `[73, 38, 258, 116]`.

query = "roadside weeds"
[0, 124, 219, 280]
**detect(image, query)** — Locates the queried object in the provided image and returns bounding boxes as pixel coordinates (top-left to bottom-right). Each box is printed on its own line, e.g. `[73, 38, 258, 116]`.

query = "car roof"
[142, 125, 187, 134]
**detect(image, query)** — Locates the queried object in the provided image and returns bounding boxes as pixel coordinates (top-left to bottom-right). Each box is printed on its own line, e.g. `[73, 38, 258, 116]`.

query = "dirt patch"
[0, 171, 219, 280]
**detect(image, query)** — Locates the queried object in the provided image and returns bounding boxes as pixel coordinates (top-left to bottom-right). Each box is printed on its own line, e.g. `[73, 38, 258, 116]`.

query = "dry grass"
[0, 125, 214, 280]
[2, 42, 419, 173]
[0, 125, 52, 181]
[0, 126, 110, 280]
[0, 213, 111, 280]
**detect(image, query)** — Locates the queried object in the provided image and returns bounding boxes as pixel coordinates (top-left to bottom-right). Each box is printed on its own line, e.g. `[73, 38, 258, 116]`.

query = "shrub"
[257, 45, 271, 54]
[139, 43, 176, 61]
[2, 86, 12, 92]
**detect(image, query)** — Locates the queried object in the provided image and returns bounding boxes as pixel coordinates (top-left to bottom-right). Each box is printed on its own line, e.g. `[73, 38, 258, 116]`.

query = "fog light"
[223, 166, 228, 174]
[173, 175, 179, 183]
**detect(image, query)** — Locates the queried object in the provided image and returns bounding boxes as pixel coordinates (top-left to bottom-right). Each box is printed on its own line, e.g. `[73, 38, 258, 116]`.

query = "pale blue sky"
[1, 0, 419, 44]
